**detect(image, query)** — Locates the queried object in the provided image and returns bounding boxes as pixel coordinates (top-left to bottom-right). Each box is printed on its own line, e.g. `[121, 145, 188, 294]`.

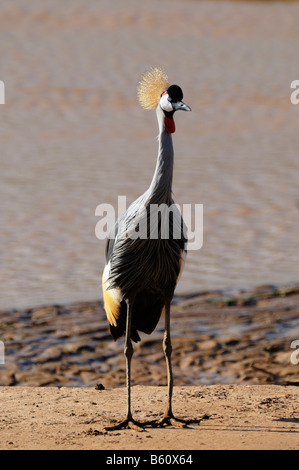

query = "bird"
[102, 67, 195, 431]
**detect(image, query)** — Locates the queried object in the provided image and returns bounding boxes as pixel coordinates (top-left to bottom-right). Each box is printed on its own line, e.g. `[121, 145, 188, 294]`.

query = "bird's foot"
[105, 413, 210, 431]
[151, 413, 209, 428]
[154, 415, 187, 428]
[105, 418, 145, 432]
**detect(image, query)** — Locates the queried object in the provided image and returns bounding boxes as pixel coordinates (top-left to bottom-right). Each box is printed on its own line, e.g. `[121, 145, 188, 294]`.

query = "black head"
[159, 84, 191, 113]
[167, 85, 183, 103]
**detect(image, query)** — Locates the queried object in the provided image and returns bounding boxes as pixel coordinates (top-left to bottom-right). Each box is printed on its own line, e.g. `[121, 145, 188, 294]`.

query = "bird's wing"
[105, 193, 147, 264]
[102, 198, 145, 327]
[105, 219, 118, 263]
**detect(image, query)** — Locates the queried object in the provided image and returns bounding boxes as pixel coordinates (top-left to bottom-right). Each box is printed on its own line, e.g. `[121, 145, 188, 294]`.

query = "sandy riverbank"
[1, 285, 299, 449]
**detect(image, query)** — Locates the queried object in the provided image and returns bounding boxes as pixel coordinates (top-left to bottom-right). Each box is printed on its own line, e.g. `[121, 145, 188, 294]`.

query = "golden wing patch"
[102, 263, 122, 327]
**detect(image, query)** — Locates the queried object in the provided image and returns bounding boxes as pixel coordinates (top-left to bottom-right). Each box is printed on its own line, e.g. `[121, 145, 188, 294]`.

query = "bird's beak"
[172, 101, 192, 112]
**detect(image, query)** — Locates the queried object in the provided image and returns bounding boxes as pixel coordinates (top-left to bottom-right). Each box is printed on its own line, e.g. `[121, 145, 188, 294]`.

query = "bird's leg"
[124, 300, 135, 423]
[105, 300, 143, 432]
[155, 301, 185, 427]
[153, 302, 204, 428]
[164, 301, 174, 419]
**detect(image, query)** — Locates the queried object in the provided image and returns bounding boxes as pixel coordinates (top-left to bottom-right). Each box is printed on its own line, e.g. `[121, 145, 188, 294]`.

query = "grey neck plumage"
[147, 105, 174, 205]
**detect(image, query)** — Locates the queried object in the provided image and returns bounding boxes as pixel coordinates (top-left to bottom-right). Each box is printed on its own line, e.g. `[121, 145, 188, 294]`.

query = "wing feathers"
[102, 262, 122, 327]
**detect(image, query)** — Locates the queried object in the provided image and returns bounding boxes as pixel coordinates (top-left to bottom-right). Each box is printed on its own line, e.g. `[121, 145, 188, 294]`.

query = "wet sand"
[1, 284, 299, 388]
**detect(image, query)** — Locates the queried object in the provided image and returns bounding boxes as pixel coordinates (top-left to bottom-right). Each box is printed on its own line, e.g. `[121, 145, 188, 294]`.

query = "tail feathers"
[107, 292, 164, 343]
[109, 322, 141, 343]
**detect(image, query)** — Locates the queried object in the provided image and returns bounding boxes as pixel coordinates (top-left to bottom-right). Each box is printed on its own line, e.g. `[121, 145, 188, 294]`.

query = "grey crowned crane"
[102, 68, 198, 431]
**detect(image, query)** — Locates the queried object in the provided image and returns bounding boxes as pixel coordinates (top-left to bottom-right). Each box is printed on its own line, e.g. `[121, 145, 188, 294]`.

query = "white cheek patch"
[159, 92, 173, 112]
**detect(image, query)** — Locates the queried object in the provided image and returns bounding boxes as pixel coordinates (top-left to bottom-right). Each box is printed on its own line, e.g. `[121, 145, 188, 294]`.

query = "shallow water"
[1, 0, 299, 310]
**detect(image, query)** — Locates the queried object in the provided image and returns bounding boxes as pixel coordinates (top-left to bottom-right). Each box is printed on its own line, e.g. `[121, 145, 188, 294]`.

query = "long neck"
[147, 106, 174, 204]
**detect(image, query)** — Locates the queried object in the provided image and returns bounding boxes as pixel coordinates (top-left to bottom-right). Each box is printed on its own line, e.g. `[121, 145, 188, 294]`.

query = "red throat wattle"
[164, 116, 175, 134]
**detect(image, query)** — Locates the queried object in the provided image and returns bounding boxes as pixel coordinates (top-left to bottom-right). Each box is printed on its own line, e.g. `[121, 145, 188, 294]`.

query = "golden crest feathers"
[137, 67, 170, 110]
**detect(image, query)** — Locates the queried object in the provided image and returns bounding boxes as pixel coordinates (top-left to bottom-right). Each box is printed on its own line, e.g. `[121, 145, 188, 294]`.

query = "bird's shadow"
[273, 417, 299, 424]
[197, 421, 299, 435]
[102, 414, 299, 434]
